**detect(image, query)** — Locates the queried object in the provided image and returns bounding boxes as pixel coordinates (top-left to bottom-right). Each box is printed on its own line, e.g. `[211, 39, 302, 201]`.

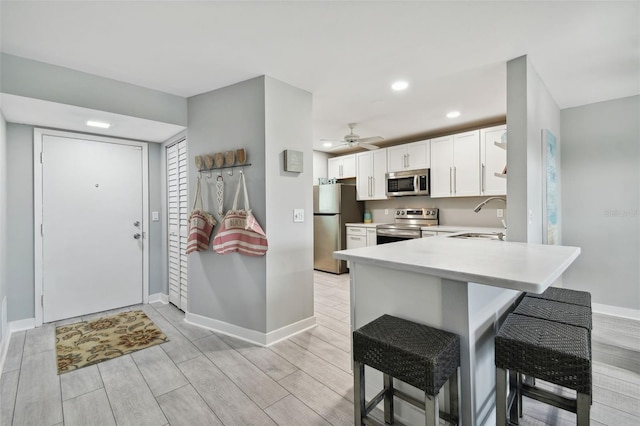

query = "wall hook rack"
[198, 163, 251, 178]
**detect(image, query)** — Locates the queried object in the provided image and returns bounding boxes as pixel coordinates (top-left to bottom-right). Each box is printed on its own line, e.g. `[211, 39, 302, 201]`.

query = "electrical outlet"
[293, 209, 304, 223]
[496, 209, 503, 218]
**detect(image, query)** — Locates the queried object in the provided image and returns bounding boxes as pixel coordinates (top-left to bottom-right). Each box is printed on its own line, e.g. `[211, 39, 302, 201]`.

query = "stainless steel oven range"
[376, 208, 439, 244]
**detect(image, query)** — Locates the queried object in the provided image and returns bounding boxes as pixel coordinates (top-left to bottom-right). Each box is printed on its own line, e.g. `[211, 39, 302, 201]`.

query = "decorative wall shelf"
[198, 163, 252, 177]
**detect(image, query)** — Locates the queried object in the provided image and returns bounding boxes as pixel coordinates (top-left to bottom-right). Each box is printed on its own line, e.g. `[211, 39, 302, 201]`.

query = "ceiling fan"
[322, 123, 383, 151]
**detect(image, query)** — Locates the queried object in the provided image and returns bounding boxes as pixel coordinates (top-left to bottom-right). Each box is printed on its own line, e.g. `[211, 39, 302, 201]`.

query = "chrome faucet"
[473, 197, 506, 213]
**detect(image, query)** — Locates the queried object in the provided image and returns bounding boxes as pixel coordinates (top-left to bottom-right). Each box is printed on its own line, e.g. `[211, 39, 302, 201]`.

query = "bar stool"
[495, 313, 591, 426]
[526, 287, 591, 308]
[515, 296, 592, 333]
[353, 314, 460, 426]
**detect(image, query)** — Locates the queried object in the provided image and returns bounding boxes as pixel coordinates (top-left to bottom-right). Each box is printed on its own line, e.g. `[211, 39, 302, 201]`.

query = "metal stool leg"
[577, 392, 590, 426]
[509, 371, 519, 424]
[496, 367, 507, 426]
[354, 361, 365, 426]
[449, 368, 459, 424]
[425, 393, 439, 426]
[383, 373, 394, 424]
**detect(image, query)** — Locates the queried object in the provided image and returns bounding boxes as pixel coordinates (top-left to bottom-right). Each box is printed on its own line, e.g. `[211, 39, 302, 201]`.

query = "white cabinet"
[387, 140, 430, 172]
[481, 125, 507, 196]
[346, 226, 367, 250]
[366, 228, 377, 246]
[328, 154, 356, 179]
[430, 130, 480, 198]
[356, 149, 388, 200]
[347, 226, 377, 249]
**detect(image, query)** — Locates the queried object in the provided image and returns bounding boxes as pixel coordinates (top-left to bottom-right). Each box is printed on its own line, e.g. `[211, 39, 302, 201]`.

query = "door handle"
[449, 167, 453, 194]
[481, 163, 485, 193]
[133, 233, 142, 240]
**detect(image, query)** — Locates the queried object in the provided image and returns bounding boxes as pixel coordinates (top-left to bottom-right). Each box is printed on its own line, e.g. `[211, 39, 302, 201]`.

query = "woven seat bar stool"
[526, 287, 591, 308]
[353, 314, 460, 426]
[515, 296, 592, 332]
[495, 313, 591, 426]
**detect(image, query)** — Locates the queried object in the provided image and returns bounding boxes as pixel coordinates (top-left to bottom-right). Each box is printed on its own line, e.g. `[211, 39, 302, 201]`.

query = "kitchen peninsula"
[334, 237, 580, 426]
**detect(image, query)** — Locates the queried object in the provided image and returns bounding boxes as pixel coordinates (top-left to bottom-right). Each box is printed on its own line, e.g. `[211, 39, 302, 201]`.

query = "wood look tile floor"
[1, 271, 639, 425]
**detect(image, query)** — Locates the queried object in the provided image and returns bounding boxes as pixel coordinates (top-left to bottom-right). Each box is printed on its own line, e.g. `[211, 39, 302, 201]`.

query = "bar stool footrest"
[521, 383, 577, 413]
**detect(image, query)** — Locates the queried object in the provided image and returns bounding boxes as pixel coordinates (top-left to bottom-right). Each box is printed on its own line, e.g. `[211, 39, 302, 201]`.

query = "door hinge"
[41, 224, 43, 236]
[40, 152, 43, 164]
[41, 294, 44, 307]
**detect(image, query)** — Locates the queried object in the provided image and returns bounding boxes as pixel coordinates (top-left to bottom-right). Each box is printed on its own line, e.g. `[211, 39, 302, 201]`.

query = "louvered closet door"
[167, 140, 189, 310]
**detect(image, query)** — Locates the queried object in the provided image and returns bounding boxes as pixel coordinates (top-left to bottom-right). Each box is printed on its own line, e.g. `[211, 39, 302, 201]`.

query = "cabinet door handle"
[406, 153, 410, 169]
[481, 163, 485, 193]
[339, 164, 343, 177]
[454, 166, 457, 194]
[371, 176, 374, 197]
[449, 167, 453, 194]
[350, 236, 363, 241]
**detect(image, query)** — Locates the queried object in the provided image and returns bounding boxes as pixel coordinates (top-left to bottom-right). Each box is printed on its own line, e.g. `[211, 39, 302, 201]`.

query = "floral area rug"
[55, 309, 168, 374]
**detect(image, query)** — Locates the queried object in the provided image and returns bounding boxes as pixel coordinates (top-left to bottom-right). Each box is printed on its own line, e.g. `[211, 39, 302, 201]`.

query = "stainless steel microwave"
[385, 169, 430, 197]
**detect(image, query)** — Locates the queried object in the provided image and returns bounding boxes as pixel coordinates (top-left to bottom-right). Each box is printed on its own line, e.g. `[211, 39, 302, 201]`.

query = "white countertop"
[421, 225, 504, 233]
[334, 237, 580, 293]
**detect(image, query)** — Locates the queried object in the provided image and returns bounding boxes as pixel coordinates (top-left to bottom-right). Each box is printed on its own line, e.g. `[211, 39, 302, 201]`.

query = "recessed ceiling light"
[446, 111, 461, 119]
[86, 120, 112, 129]
[391, 81, 409, 91]
[323, 142, 333, 148]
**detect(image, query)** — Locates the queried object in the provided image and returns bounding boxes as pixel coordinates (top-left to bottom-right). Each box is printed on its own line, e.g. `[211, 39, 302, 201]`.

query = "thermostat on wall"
[283, 150, 303, 173]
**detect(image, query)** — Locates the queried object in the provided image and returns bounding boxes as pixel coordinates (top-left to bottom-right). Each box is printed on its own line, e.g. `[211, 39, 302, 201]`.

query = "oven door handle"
[413, 175, 418, 193]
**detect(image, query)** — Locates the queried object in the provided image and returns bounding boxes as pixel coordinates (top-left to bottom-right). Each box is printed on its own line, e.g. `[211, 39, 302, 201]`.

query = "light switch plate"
[152, 211, 160, 221]
[497, 209, 504, 218]
[293, 209, 304, 223]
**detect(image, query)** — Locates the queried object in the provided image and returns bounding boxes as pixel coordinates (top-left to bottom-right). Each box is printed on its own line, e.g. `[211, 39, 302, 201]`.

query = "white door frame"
[33, 128, 150, 326]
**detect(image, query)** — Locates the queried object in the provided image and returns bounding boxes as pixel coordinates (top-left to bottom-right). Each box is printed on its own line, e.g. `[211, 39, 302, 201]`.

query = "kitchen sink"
[449, 232, 506, 241]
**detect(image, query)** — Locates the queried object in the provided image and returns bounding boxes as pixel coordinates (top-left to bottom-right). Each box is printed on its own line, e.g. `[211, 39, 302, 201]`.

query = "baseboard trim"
[0, 296, 9, 374]
[148, 293, 169, 304]
[184, 312, 316, 347]
[10, 318, 36, 332]
[593, 303, 640, 322]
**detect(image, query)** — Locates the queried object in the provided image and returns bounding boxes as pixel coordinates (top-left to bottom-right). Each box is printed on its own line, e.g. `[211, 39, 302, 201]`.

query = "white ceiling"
[1, 1, 638, 151]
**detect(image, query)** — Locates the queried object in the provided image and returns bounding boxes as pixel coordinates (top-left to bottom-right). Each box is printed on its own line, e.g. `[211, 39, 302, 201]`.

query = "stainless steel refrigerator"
[313, 184, 364, 274]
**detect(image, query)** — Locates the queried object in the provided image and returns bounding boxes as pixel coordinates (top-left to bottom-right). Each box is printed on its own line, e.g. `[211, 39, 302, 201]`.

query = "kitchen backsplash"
[365, 197, 507, 227]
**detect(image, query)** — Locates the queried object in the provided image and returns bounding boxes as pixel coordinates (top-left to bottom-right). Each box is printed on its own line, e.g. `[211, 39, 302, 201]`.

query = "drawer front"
[346, 226, 367, 236]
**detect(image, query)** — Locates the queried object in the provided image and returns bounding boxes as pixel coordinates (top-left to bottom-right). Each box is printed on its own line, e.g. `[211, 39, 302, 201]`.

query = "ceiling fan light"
[446, 111, 461, 119]
[391, 81, 409, 91]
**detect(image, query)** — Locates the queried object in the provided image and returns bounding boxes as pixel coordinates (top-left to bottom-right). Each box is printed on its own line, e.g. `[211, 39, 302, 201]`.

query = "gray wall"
[148, 142, 164, 295]
[5, 124, 165, 321]
[1, 54, 187, 126]
[6, 123, 33, 321]
[561, 95, 640, 310]
[0, 112, 7, 342]
[313, 150, 329, 183]
[506, 55, 561, 243]
[187, 77, 268, 332]
[187, 76, 314, 334]
[264, 76, 314, 332]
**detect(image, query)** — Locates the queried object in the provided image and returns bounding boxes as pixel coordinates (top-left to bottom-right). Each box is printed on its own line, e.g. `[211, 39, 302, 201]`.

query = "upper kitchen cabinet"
[387, 140, 430, 172]
[430, 130, 481, 198]
[356, 149, 388, 200]
[480, 125, 507, 196]
[327, 154, 356, 179]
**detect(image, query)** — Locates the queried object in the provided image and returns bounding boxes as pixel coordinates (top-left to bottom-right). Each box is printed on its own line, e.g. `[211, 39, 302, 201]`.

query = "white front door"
[41, 134, 144, 322]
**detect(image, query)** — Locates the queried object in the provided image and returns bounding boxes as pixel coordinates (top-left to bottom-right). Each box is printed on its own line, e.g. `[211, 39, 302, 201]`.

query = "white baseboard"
[10, 318, 36, 332]
[593, 303, 640, 322]
[185, 312, 317, 347]
[148, 293, 169, 304]
[0, 297, 9, 374]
